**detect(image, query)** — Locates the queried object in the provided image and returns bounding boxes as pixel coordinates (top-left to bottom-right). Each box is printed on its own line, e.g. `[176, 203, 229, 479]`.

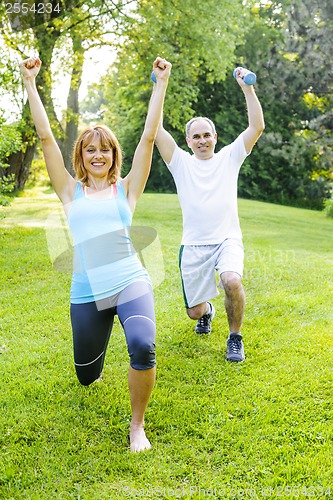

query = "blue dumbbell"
[233, 67, 256, 85]
[151, 71, 157, 83]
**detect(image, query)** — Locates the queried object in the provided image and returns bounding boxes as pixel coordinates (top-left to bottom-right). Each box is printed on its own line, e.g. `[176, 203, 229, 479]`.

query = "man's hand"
[234, 67, 255, 89]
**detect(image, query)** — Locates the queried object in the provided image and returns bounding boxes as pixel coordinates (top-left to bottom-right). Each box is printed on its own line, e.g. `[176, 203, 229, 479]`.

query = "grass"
[0, 185, 333, 499]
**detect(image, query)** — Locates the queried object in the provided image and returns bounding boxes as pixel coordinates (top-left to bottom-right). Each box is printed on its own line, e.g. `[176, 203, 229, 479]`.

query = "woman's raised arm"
[20, 57, 75, 205]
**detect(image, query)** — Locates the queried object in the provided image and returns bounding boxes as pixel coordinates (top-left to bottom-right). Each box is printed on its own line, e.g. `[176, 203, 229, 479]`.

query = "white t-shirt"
[167, 133, 248, 245]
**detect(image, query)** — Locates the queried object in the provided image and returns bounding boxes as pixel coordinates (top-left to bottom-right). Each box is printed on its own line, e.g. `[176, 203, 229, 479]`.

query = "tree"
[0, 0, 131, 188]
[98, 0, 252, 189]
[193, 0, 333, 208]
[80, 0, 332, 207]
[246, 0, 333, 207]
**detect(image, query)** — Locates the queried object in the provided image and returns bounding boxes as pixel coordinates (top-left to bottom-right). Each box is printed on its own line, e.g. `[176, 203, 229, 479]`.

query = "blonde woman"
[20, 55, 171, 452]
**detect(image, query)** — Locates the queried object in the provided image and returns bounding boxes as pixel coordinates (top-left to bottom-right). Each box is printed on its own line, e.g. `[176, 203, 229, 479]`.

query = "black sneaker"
[226, 333, 245, 362]
[194, 303, 216, 334]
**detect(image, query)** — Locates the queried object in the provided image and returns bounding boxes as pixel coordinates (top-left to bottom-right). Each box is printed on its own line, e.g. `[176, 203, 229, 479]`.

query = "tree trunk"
[6, 99, 38, 189]
[7, 143, 37, 189]
[62, 33, 85, 176]
[7, 24, 62, 191]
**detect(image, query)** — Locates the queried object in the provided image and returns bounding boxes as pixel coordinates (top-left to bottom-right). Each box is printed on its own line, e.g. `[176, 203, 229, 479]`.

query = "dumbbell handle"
[233, 67, 256, 85]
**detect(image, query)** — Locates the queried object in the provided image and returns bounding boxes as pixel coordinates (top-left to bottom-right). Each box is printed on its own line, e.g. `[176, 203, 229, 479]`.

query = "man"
[154, 67, 265, 362]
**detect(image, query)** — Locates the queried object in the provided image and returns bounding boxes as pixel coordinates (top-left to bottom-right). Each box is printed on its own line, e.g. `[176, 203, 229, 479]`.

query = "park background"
[0, 0, 333, 499]
[0, 0, 332, 210]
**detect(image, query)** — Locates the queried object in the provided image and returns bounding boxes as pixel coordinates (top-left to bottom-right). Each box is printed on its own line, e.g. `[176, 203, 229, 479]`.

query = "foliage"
[323, 197, 333, 218]
[0, 120, 22, 204]
[0, 174, 16, 206]
[188, 0, 333, 209]
[0, 45, 23, 121]
[0, 0, 130, 185]
[1, 0, 332, 207]
[100, 0, 250, 175]
[1, 187, 333, 497]
[245, 0, 333, 207]
[27, 155, 52, 188]
[83, 0, 333, 208]
[0, 120, 22, 169]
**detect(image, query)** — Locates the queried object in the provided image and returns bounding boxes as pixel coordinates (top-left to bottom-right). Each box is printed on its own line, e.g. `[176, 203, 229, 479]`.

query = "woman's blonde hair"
[73, 125, 123, 186]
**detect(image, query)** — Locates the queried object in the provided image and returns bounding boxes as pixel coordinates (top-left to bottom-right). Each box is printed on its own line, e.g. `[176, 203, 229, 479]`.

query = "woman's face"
[82, 137, 114, 180]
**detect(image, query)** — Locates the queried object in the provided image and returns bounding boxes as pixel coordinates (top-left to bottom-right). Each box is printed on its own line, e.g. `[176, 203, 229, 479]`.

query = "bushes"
[0, 120, 22, 206]
[323, 197, 333, 218]
[0, 174, 15, 206]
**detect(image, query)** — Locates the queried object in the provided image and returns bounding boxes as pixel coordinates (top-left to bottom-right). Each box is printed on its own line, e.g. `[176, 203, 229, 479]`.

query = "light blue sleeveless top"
[67, 181, 150, 304]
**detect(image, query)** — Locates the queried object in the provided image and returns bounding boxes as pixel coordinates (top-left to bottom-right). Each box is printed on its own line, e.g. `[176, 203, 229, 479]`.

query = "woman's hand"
[20, 57, 42, 80]
[152, 57, 172, 82]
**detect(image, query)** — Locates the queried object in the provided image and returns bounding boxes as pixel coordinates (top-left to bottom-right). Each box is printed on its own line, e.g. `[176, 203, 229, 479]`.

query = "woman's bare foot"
[130, 422, 151, 453]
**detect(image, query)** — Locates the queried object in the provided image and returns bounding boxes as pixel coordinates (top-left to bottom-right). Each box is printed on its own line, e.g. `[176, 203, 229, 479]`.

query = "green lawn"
[0, 186, 332, 499]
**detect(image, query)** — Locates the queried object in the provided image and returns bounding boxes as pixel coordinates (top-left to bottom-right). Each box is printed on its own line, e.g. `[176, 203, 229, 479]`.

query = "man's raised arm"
[235, 68, 265, 154]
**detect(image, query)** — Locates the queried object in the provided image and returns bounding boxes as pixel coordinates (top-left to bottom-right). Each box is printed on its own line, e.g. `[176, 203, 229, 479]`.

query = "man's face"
[186, 119, 217, 160]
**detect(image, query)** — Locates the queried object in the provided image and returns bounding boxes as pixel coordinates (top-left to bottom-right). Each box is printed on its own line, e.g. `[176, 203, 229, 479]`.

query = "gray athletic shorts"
[178, 238, 244, 308]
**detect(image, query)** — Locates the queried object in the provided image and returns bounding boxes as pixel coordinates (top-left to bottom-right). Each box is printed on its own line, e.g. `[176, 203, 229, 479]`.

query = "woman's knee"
[129, 338, 156, 370]
[75, 366, 101, 386]
[125, 316, 156, 370]
[74, 352, 105, 386]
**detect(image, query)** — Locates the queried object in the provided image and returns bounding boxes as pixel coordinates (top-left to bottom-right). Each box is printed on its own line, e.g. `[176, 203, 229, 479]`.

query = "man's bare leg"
[221, 271, 246, 361]
[221, 272, 245, 332]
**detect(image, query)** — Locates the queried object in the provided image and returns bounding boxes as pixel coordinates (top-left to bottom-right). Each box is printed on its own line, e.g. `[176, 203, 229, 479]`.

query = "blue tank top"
[67, 181, 150, 304]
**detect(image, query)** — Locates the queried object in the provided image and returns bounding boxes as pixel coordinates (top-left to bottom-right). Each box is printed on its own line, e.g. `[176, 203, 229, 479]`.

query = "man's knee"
[221, 272, 243, 294]
[187, 303, 207, 320]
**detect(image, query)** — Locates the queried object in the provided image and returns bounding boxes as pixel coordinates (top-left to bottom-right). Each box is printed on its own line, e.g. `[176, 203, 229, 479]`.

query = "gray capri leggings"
[70, 281, 156, 386]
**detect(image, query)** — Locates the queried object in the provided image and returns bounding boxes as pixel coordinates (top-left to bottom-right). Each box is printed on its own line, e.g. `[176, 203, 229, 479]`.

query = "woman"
[20, 55, 171, 452]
